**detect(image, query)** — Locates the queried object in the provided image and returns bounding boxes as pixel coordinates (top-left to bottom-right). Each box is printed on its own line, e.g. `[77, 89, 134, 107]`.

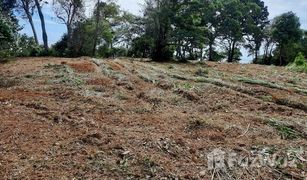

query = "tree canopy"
[0, 0, 306, 66]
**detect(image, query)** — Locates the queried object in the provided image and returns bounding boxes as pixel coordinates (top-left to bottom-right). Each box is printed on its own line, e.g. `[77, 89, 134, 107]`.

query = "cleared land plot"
[0, 57, 306, 179]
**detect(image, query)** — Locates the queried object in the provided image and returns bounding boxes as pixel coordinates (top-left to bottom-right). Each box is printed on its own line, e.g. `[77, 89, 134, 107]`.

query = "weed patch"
[195, 68, 209, 77]
[0, 77, 19, 88]
[187, 119, 207, 130]
[266, 119, 303, 140]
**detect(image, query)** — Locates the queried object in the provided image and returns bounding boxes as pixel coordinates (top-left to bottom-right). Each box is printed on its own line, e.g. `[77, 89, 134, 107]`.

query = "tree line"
[1, 0, 306, 66]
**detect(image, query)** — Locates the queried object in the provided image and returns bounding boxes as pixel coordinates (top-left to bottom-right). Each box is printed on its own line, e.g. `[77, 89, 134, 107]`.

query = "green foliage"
[0, 14, 13, 42]
[97, 45, 112, 58]
[172, 0, 207, 61]
[51, 1, 123, 58]
[0, 0, 305, 67]
[0, 12, 15, 59]
[128, 35, 154, 58]
[15, 34, 42, 57]
[143, 0, 175, 61]
[300, 31, 307, 58]
[288, 52, 307, 73]
[271, 12, 303, 65]
[267, 119, 303, 140]
[51, 34, 68, 57]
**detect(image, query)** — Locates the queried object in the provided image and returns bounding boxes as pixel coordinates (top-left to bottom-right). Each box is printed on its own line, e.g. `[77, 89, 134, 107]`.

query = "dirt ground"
[0, 57, 306, 179]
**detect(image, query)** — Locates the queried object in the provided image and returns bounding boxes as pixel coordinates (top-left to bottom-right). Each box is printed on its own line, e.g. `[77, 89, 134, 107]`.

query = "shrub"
[288, 52, 307, 73]
[51, 34, 69, 57]
[15, 34, 43, 57]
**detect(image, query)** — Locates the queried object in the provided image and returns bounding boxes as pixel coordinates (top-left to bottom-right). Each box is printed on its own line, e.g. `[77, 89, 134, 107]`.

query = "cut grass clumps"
[288, 53, 307, 73]
[237, 77, 284, 90]
[266, 119, 303, 140]
[195, 68, 209, 77]
[45, 64, 85, 87]
[0, 77, 19, 88]
[168, 65, 175, 69]
[187, 119, 207, 130]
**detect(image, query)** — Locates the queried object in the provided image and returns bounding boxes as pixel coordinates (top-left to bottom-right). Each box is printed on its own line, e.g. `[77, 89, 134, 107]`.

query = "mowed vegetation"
[0, 57, 306, 179]
[0, 0, 307, 179]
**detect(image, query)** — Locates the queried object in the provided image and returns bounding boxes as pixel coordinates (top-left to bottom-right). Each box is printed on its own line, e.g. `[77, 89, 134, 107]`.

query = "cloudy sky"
[19, 0, 307, 61]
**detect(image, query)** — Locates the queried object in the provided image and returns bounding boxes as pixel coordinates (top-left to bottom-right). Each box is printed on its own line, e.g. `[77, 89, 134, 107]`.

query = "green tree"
[242, 0, 269, 62]
[0, 14, 13, 43]
[54, 0, 122, 58]
[91, 0, 120, 56]
[128, 35, 154, 58]
[143, 0, 175, 61]
[172, 0, 207, 61]
[219, 0, 245, 62]
[0, 3, 16, 58]
[204, 0, 224, 61]
[271, 12, 302, 65]
[260, 24, 275, 64]
[300, 30, 307, 59]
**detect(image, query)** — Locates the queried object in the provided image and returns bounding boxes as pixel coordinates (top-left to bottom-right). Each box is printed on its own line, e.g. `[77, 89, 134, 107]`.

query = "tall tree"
[271, 11, 302, 65]
[52, 0, 85, 41]
[0, 0, 16, 17]
[242, 0, 269, 62]
[203, 0, 224, 61]
[34, 0, 48, 51]
[172, 0, 207, 61]
[0, 12, 14, 44]
[301, 31, 307, 59]
[16, 0, 38, 44]
[143, 0, 175, 61]
[219, 0, 245, 62]
[91, 0, 120, 56]
[1, 0, 18, 32]
[92, 0, 102, 56]
[262, 24, 275, 64]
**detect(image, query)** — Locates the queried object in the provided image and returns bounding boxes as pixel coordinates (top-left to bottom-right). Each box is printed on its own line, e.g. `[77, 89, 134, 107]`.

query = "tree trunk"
[228, 40, 236, 63]
[279, 45, 284, 66]
[200, 47, 203, 61]
[26, 13, 39, 44]
[66, 25, 75, 56]
[22, 0, 39, 45]
[255, 49, 258, 62]
[208, 42, 214, 61]
[92, 0, 100, 56]
[34, 0, 48, 51]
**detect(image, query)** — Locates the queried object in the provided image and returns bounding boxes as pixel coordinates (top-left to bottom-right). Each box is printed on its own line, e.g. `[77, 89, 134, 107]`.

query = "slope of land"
[0, 57, 306, 179]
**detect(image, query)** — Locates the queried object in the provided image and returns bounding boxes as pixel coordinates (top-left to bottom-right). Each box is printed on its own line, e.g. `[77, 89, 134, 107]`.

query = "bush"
[128, 35, 154, 58]
[288, 52, 307, 73]
[15, 34, 43, 57]
[0, 13, 14, 59]
[97, 45, 112, 58]
[0, 49, 12, 61]
[51, 34, 69, 57]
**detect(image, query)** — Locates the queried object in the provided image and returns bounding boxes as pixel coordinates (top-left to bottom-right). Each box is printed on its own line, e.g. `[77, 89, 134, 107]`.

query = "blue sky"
[19, 0, 307, 61]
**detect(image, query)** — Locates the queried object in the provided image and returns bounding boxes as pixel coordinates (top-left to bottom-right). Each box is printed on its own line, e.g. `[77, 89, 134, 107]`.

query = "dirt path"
[0, 57, 306, 179]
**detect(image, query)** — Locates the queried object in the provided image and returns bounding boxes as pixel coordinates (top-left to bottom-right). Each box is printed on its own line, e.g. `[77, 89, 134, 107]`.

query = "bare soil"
[0, 57, 306, 179]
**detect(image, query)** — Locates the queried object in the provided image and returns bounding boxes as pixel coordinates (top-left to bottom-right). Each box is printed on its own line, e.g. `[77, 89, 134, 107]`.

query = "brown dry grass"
[0, 57, 306, 179]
